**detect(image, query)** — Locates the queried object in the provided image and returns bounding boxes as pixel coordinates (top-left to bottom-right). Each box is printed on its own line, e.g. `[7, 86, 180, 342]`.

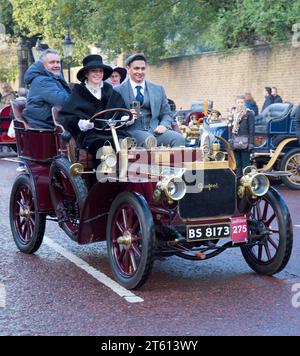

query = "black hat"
[112, 67, 127, 83]
[125, 53, 147, 67]
[77, 55, 113, 82]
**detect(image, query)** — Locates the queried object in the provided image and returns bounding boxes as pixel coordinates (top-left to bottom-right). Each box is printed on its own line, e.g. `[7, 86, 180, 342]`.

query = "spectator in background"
[272, 87, 283, 103]
[230, 95, 255, 177]
[261, 87, 274, 112]
[109, 67, 127, 87]
[0, 83, 16, 107]
[245, 92, 259, 116]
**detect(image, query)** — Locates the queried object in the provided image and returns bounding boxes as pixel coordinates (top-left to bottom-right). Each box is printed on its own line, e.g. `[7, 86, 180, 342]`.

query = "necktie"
[135, 86, 144, 105]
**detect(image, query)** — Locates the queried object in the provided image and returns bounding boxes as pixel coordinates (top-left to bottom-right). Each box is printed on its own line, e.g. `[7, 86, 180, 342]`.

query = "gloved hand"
[78, 119, 94, 132]
[121, 115, 136, 126]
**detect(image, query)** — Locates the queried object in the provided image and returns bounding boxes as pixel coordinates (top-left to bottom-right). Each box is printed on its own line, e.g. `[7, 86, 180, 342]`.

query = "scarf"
[232, 107, 248, 135]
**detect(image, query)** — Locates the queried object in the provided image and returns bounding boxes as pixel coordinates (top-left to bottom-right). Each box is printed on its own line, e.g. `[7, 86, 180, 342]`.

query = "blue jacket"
[245, 100, 259, 116]
[23, 61, 70, 129]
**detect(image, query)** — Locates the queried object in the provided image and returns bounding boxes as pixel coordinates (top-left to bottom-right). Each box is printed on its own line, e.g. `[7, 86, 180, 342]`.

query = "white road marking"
[295, 225, 300, 228]
[43, 236, 144, 304]
[0, 158, 20, 163]
[0, 283, 6, 308]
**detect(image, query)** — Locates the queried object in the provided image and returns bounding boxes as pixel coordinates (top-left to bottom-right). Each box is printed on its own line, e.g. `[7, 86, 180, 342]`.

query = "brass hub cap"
[117, 231, 133, 248]
[19, 208, 32, 219]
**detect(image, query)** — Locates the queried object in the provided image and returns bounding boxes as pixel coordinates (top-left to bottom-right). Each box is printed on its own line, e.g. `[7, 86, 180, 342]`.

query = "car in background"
[208, 102, 300, 190]
[0, 105, 17, 152]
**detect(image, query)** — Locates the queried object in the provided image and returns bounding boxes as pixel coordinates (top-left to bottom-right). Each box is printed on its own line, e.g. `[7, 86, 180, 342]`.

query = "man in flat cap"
[114, 53, 185, 147]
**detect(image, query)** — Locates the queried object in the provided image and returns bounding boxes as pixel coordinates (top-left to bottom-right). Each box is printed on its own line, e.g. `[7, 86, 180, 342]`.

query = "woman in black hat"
[59, 55, 127, 166]
[109, 66, 127, 87]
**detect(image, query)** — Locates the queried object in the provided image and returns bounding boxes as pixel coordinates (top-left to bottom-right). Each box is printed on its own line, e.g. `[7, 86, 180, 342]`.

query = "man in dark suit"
[261, 87, 274, 113]
[271, 87, 283, 103]
[114, 53, 185, 147]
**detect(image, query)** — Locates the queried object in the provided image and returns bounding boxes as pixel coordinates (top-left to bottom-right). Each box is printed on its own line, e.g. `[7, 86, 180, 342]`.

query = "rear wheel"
[280, 148, 300, 190]
[10, 174, 46, 253]
[49, 158, 88, 240]
[106, 192, 155, 289]
[241, 187, 293, 275]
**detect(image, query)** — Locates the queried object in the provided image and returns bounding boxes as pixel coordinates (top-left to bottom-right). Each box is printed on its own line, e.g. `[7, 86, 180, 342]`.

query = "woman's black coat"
[234, 110, 255, 148]
[59, 82, 126, 149]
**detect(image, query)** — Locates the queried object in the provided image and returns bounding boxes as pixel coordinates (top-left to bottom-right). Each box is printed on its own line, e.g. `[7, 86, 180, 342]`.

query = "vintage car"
[175, 100, 213, 126]
[0, 105, 16, 151]
[9, 100, 293, 289]
[201, 103, 300, 190]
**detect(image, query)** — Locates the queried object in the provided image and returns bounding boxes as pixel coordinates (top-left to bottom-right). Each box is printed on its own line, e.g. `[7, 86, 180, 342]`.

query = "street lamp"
[31, 38, 44, 61]
[61, 33, 75, 83]
[17, 37, 29, 87]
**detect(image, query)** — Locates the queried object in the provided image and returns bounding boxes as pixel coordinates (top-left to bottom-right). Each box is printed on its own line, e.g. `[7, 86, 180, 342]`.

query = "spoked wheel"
[10, 174, 46, 253]
[280, 148, 300, 190]
[49, 158, 88, 241]
[106, 192, 155, 289]
[241, 187, 293, 275]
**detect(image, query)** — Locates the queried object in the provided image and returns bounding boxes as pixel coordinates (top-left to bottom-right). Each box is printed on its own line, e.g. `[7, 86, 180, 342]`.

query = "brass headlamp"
[210, 143, 226, 162]
[238, 166, 270, 199]
[153, 175, 187, 203]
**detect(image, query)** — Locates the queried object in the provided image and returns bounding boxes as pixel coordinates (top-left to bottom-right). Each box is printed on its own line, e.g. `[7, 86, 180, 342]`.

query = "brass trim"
[259, 138, 298, 172]
[178, 214, 233, 223]
[183, 161, 230, 170]
[215, 135, 237, 171]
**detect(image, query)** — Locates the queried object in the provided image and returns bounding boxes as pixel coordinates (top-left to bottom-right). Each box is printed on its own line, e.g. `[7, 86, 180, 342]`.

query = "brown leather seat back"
[10, 99, 30, 128]
[52, 106, 62, 127]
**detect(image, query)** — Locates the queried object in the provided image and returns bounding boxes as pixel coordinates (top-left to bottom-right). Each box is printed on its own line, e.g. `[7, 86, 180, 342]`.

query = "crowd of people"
[0, 47, 297, 177]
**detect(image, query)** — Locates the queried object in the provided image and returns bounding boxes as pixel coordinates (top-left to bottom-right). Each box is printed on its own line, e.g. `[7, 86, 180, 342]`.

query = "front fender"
[259, 138, 298, 172]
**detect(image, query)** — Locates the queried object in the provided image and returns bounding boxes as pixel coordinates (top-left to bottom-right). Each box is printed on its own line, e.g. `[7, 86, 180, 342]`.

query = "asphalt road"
[0, 153, 300, 336]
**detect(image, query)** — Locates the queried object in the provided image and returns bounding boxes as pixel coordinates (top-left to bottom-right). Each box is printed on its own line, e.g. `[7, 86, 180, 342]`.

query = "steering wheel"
[89, 108, 133, 131]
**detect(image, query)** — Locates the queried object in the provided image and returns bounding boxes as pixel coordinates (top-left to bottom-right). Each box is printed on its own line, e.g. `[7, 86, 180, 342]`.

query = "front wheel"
[280, 148, 300, 190]
[106, 192, 155, 289]
[10, 174, 46, 253]
[241, 187, 293, 275]
[49, 158, 88, 241]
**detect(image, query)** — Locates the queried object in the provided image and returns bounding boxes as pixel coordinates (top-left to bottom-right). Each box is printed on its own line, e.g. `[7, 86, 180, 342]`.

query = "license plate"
[187, 224, 231, 242]
[186, 217, 248, 243]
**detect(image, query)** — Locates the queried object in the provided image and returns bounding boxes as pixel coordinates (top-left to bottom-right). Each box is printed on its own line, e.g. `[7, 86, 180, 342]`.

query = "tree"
[211, 0, 300, 51]
[8, 0, 300, 63]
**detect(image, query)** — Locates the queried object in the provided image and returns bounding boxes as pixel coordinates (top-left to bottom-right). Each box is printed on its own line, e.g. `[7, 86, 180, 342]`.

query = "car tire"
[49, 158, 88, 241]
[10, 174, 46, 254]
[106, 191, 155, 290]
[280, 148, 300, 190]
[241, 187, 293, 275]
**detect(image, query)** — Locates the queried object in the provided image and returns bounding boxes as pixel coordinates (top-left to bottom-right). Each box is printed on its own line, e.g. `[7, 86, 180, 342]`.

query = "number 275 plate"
[187, 224, 231, 241]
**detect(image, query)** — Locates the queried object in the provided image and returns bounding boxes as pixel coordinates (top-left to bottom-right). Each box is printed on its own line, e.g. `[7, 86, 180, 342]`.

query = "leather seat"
[10, 99, 29, 127]
[191, 100, 213, 112]
[255, 102, 293, 134]
[52, 106, 93, 168]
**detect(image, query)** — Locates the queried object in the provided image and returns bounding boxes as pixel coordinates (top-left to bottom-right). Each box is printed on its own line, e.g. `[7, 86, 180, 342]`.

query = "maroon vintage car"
[9, 100, 293, 289]
[0, 105, 16, 151]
